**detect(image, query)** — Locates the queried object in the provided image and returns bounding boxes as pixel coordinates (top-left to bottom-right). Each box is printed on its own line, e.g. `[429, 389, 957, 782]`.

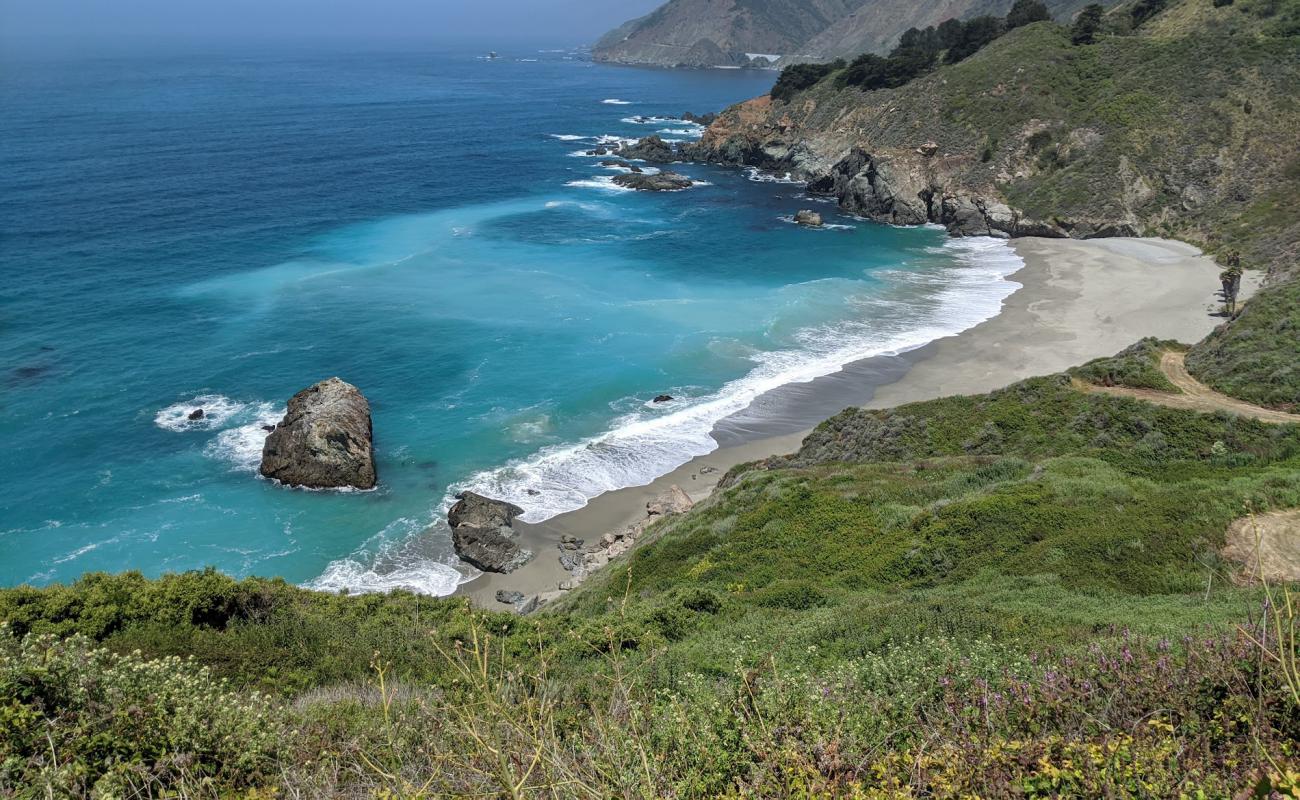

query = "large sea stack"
[448, 491, 533, 573]
[259, 377, 377, 490]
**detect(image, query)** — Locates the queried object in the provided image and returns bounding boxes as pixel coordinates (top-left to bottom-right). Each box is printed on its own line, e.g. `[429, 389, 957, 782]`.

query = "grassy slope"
[6, 362, 1300, 795]
[1188, 278, 1300, 410]
[755, 0, 1300, 274]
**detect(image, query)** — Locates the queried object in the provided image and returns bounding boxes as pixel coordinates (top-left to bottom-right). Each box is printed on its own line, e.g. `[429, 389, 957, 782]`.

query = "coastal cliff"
[593, 0, 1112, 68]
[682, 1, 1300, 279]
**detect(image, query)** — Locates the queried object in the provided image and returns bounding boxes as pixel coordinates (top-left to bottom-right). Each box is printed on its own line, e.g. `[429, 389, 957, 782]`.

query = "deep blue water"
[0, 46, 1021, 593]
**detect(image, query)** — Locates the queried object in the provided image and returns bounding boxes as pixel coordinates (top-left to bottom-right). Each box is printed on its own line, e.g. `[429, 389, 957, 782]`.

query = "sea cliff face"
[593, 0, 1109, 69]
[682, 14, 1300, 276]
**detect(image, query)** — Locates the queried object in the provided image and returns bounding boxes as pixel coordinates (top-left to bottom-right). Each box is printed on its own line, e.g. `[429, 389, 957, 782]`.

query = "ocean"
[0, 45, 1023, 594]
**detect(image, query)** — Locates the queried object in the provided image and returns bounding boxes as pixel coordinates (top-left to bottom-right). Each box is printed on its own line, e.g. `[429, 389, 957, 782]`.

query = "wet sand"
[457, 236, 1259, 608]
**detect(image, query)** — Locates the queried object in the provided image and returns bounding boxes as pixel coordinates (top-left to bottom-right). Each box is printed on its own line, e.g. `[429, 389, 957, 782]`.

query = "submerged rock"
[259, 378, 376, 490]
[188, 408, 205, 421]
[612, 171, 693, 191]
[794, 209, 824, 227]
[653, 394, 674, 403]
[448, 491, 532, 573]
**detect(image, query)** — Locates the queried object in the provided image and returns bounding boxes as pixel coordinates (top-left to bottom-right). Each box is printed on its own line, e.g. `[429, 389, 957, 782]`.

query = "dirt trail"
[1222, 511, 1300, 584]
[1080, 351, 1300, 424]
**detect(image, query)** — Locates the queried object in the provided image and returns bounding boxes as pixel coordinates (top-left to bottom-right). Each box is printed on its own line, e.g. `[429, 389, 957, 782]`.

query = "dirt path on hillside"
[1080, 351, 1300, 424]
[1222, 511, 1300, 584]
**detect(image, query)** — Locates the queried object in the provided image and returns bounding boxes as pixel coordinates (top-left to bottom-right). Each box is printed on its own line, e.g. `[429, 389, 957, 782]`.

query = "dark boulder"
[188, 409, 205, 421]
[495, 589, 525, 605]
[618, 135, 677, 163]
[612, 171, 693, 191]
[259, 378, 376, 490]
[653, 394, 674, 403]
[793, 209, 824, 227]
[448, 491, 532, 573]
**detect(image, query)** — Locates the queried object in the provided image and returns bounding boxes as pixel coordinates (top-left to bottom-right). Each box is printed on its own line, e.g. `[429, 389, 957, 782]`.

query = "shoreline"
[456, 235, 1259, 608]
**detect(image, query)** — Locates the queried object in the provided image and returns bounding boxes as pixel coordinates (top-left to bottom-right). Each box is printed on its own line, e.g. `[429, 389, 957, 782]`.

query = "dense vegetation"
[1189, 280, 1300, 410]
[4, 352, 1300, 796]
[1069, 336, 1181, 391]
[5, 1, 1300, 793]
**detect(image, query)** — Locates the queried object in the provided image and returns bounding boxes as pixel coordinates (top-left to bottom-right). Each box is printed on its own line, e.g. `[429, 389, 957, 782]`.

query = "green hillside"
[5, 360, 1300, 796]
[5, 0, 1300, 796]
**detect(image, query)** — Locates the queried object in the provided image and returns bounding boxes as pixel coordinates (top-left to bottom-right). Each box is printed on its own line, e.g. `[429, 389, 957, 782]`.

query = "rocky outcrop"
[612, 171, 694, 191]
[617, 135, 678, 163]
[794, 209, 824, 227]
[260, 378, 376, 490]
[448, 492, 532, 573]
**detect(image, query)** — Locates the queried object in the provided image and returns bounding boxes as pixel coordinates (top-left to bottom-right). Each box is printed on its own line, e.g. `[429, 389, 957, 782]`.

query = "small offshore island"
[4, 0, 1300, 796]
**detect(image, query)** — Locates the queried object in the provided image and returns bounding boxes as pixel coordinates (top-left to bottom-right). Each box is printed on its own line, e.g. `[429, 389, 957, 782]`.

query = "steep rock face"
[260, 378, 376, 490]
[683, 13, 1300, 263]
[448, 492, 532, 573]
[594, 0, 1108, 69]
[593, 0, 862, 68]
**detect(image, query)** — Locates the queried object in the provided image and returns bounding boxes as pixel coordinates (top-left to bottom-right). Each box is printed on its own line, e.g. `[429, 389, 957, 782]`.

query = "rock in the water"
[188, 408, 205, 421]
[618, 134, 677, 162]
[495, 589, 525, 605]
[647, 485, 694, 517]
[448, 491, 532, 573]
[793, 209, 824, 227]
[612, 171, 693, 191]
[682, 111, 717, 126]
[599, 159, 629, 167]
[262, 425, 276, 433]
[259, 378, 376, 490]
[653, 394, 674, 403]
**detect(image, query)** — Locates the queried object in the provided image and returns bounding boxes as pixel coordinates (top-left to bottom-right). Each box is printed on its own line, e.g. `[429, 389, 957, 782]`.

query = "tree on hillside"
[771, 60, 843, 102]
[944, 15, 1004, 63]
[1072, 4, 1106, 44]
[937, 18, 966, 50]
[1220, 250, 1244, 315]
[1131, 0, 1169, 26]
[1006, 0, 1051, 29]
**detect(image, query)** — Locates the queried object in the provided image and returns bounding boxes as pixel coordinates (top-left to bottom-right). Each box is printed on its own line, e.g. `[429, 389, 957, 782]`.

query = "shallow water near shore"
[0, 46, 1023, 593]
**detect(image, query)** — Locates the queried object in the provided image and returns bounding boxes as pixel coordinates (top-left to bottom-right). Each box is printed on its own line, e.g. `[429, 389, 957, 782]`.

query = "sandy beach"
[457, 236, 1260, 607]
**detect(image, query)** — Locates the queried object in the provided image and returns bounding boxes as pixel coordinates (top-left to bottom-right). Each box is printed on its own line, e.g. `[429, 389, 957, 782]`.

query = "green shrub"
[1187, 279, 1300, 409]
[0, 625, 285, 796]
[1070, 337, 1181, 390]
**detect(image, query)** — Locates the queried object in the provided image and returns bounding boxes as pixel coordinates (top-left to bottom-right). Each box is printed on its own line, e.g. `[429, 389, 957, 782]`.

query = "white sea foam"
[155, 394, 250, 431]
[657, 128, 701, 137]
[547, 133, 588, 141]
[565, 175, 635, 192]
[601, 98, 633, 105]
[203, 402, 283, 472]
[454, 236, 1025, 523]
[307, 516, 474, 596]
[622, 115, 679, 125]
[309, 556, 465, 595]
[745, 167, 804, 184]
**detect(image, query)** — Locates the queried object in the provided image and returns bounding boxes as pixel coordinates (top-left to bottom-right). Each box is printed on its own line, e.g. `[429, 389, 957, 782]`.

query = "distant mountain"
[592, 0, 863, 68]
[593, 0, 1102, 68]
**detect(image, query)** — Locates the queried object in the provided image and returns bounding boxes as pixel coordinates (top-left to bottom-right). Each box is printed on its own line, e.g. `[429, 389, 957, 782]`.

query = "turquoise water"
[0, 46, 1022, 593]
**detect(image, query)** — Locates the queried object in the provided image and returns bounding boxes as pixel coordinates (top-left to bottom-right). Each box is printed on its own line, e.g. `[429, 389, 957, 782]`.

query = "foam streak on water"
[455, 236, 1024, 523]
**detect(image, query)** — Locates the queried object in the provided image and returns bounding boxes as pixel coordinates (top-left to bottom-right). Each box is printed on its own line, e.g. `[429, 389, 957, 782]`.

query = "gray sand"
[458, 236, 1256, 608]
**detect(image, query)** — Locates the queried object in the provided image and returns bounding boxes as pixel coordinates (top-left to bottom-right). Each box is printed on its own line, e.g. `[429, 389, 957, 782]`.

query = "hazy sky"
[0, 0, 662, 51]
